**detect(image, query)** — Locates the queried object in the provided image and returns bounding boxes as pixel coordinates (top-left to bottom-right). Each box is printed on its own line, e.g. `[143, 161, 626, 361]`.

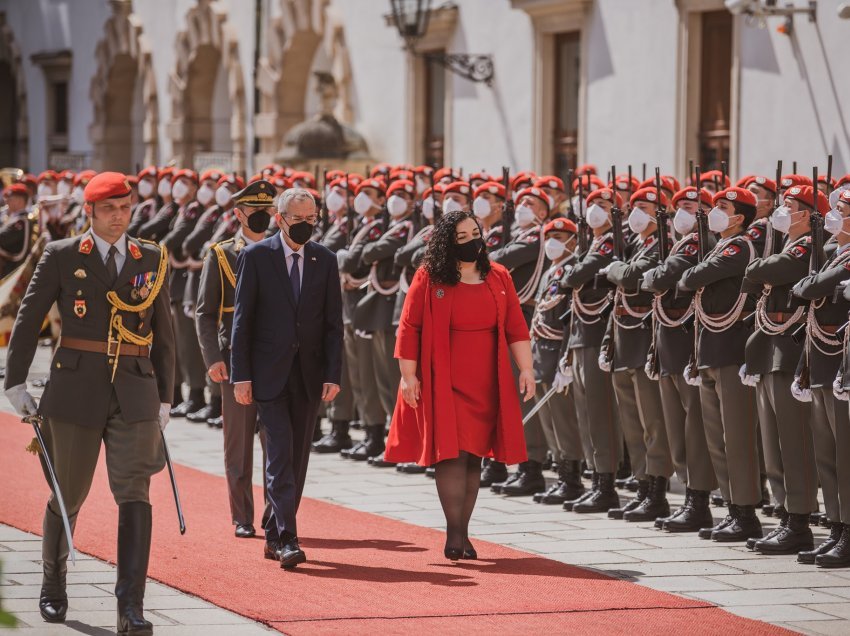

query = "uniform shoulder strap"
[213, 242, 237, 289]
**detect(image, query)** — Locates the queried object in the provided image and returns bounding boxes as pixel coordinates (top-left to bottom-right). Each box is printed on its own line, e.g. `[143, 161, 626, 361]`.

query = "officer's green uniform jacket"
[356, 217, 413, 333]
[564, 230, 616, 350]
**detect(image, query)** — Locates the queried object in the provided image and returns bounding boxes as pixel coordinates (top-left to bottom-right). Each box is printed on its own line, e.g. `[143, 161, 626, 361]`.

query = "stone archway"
[254, 0, 355, 166]
[89, 0, 159, 171]
[167, 0, 246, 171]
[0, 12, 29, 169]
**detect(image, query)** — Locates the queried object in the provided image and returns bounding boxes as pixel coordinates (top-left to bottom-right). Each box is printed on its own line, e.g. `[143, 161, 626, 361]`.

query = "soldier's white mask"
[472, 196, 491, 219]
[673, 208, 696, 235]
[138, 179, 154, 199]
[585, 203, 608, 229]
[37, 183, 53, 198]
[422, 197, 436, 220]
[197, 184, 215, 206]
[515, 204, 536, 227]
[825, 209, 845, 236]
[326, 189, 346, 213]
[172, 179, 191, 202]
[544, 237, 568, 261]
[627, 207, 655, 234]
[354, 192, 377, 215]
[57, 181, 72, 197]
[443, 198, 464, 214]
[707, 206, 731, 233]
[387, 195, 409, 217]
[770, 205, 792, 234]
[71, 185, 85, 205]
[157, 179, 172, 198]
[215, 185, 232, 207]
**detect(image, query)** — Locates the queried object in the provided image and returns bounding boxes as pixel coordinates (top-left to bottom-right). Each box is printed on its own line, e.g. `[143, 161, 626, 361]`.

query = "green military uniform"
[127, 197, 159, 237]
[0, 207, 33, 277]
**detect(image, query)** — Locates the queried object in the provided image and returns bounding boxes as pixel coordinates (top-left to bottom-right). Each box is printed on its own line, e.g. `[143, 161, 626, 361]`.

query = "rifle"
[320, 169, 330, 234]
[655, 168, 670, 262]
[721, 160, 728, 191]
[610, 164, 624, 261]
[345, 175, 355, 246]
[576, 174, 589, 257]
[501, 166, 514, 247]
[684, 164, 707, 381]
[764, 159, 783, 258]
[810, 165, 824, 275]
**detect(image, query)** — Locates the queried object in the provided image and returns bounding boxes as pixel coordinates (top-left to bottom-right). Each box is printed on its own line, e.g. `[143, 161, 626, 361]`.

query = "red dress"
[385, 263, 529, 466]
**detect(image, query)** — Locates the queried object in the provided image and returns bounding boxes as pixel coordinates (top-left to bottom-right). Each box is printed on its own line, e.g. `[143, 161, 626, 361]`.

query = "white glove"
[834, 377, 849, 402]
[183, 303, 195, 319]
[598, 264, 611, 277]
[683, 363, 702, 386]
[5, 383, 37, 416]
[159, 403, 171, 431]
[552, 368, 573, 394]
[738, 364, 760, 387]
[791, 378, 812, 403]
[598, 352, 612, 373]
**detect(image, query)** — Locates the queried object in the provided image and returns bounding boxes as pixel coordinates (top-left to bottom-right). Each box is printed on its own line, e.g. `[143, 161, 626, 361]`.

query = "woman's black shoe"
[444, 547, 463, 561]
[462, 540, 478, 560]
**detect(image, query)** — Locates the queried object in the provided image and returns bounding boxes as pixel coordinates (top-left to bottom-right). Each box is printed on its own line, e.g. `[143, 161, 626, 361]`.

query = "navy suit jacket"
[230, 236, 344, 402]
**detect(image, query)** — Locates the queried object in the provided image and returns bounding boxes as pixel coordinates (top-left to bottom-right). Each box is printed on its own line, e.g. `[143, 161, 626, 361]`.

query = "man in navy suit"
[231, 183, 343, 568]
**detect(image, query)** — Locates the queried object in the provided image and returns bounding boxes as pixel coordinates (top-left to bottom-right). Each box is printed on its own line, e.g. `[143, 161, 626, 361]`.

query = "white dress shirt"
[279, 233, 305, 287]
[91, 231, 127, 273]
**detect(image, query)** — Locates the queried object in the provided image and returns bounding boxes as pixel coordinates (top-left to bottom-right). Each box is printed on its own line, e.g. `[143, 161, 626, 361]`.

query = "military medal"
[74, 269, 86, 279]
[139, 287, 149, 299]
[73, 299, 86, 318]
[131, 289, 140, 300]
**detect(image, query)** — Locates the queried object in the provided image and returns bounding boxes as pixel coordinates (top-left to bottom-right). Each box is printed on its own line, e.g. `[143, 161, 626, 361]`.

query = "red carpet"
[0, 413, 791, 635]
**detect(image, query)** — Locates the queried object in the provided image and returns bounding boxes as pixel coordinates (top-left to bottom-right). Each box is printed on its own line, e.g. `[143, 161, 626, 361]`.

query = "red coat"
[385, 263, 530, 466]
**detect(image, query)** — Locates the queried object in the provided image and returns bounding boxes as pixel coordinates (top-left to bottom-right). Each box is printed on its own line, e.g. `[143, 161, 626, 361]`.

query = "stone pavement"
[3, 345, 850, 635]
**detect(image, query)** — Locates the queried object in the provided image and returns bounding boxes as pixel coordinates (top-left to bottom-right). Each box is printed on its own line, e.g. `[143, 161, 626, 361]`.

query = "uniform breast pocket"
[136, 357, 155, 377]
[52, 348, 81, 371]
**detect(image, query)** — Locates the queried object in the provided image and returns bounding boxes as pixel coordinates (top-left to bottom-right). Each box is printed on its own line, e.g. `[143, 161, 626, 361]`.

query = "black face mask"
[247, 210, 271, 234]
[455, 237, 484, 263]
[287, 220, 314, 245]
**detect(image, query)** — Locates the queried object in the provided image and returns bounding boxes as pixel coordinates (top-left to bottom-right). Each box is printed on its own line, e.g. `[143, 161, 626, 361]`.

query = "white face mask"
[387, 194, 409, 217]
[825, 209, 845, 236]
[544, 237, 568, 261]
[572, 196, 587, 218]
[353, 191, 376, 215]
[585, 203, 609, 229]
[138, 179, 154, 199]
[515, 204, 536, 227]
[422, 197, 435, 220]
[157, 179, 172, 198]
[771, 205, 792, 234]
[673, 207, 696, 235]
[197, 184, 215, 206]
[172, 179, 190, 202]
[71, 185, 85, 205]
[326, 189, 346, 213]
[708, 206, 731, 233]
[57, 181, 72, 197]
[215, 185, 232, 207]
[443, 198, 464, 214]
[415, 177, 428, 195]
[37, 183, 53, 198]
[628, 207, 654, 234]
[472, 196, 491, 219]
[828, 188, 849, 208]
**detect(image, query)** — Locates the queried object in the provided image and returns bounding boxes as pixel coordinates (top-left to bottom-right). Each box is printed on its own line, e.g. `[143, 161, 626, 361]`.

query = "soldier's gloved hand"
[5, 384, 37, 417]
[158, 403, 171, 431]
[183, 303, 194, 319]
[683, 363, 702, 386]
[597, 352, 612, 373]
[552, 368, 573, 394]
[833, 377, 849, 402]
[738, 365, 760, 387]
[336, 249, 350, 267]
[791, 378, 812, 402]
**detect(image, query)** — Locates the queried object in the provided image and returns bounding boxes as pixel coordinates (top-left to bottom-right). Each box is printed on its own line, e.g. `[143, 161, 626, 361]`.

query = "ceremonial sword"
[160, 430, 186, 535]
[522, 385, 561, 425]
[23, 414, 75, 564]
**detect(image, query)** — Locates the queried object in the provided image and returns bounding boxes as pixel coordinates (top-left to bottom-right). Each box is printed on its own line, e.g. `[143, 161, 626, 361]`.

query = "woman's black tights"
[434, 451, 482, 551]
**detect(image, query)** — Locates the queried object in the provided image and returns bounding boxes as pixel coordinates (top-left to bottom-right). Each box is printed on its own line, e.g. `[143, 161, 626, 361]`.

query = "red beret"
[83, 172, 132, 204]
[73, 170, 97, 187]
[712, 187, 758, 208]
[413, 165, 434, 176]
[390, 169, 414, 182]
[534, 176, 565, 192]
[836, 174, 850, 188]
[347, 173, 365, 188]
[735, 174, 755, 188]
[261, 163, 282, 174]
[329, 177, 353, 192]
[369, 163, 392, 178]
[434, 167, 456, 183]
[37, 170, 57, 182]
[58, 170, 75, 181]
[290, 170, 316, 187]
[572, 174, 606, 192]
[839, 190, 850, 205]
[783, 185, 829, 214]
[575, 164, 597, 176]
[137, 165, 158, 180]
[473, 181, 506, 200]
[469, 172, 493, 184]
[387, 179, 416, 197]
[744, 175, 777, 194]
[779, 174, 812, 189]
[699, 170, 731, 189]
[4, 183, 29, 198]
[516, 186, 551, 211]
[200, 169, 224, 183]
[126, 175, 139, 186]
[510, 172, 536, 191]
[443, 181, 472, 198]
[630, 187, 669, 208]
[672, 187, 712, 209]
[269, 173, 288, 188]
[326, 169, 346, 182]
[248, 173, 263, 184]
[21, 174, 37, 188]
[586, 188, 623, 208]
[217, 174, 245, 189]
[171, 169, 197, 184]
[355, 178, 386, 196]
[610, 174, 640, 193]
[818, 175, 836, 188]
[304, 187, 320, 200]
[638, 176, 677, 197]
[157, 167, 173, 181]
[422, 183, 447, 200]
[544, 218, 577, 235]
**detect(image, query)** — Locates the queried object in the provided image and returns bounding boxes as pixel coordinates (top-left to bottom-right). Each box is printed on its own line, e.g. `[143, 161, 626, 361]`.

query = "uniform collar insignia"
[79, 234, 93, 254]
[128, 240, 142, 260]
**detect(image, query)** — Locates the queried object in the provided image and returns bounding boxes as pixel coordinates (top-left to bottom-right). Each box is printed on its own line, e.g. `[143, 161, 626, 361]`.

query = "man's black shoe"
[712, 505, 762, 542]
[754, 513, 813, 554]
[312, 420, 352, 454]
[280, 538, 307, 569]
[799, 522, 843, 564]
[816, 524, 850, 568]
[501, 461, 546, 496]
[396, 462, 427, 474]
[480, 460, 508, 488]
[609, 479, 649, 519]
[573, 473, 619, 513]
[235, 524, 255, 539]
[664, 489, 714, 533]
[264, 541, 282, 561]
[369, 452, 397, 468]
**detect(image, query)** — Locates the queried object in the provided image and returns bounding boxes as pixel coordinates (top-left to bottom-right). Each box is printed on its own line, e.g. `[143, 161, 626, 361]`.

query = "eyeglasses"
[282, 214, 319, 224]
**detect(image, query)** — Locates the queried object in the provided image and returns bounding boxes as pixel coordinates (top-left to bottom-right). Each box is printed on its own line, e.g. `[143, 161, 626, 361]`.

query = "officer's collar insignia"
[128, 241, 142, 260]
[79, 235, 93, 254]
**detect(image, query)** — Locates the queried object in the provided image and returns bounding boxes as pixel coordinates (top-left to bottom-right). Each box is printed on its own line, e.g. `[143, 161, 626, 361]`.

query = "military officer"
[127, 166, 161, 237]
[4, 172, 174, 634]
[196, 180, 273, 539]
[471, 181, 506, 251]
[137, 168, 178, 242]
[680, 187, 762, 542]
[0, 182, 34, 277]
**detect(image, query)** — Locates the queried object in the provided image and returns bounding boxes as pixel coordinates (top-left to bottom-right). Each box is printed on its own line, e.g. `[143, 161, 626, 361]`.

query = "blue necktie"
[290, 253, 301, 303]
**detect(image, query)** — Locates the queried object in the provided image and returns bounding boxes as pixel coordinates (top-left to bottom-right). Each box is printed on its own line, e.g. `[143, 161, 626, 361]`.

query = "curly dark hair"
[423, 210, 492, 285]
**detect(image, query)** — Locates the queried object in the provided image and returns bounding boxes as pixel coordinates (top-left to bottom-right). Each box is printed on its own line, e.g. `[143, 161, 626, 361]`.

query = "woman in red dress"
[385, 211, 534, 560]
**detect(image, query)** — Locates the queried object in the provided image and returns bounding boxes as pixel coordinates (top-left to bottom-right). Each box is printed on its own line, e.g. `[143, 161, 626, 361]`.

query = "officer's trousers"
[535, 381, 583, 462]
[812, 387, 850, 523]
[173, 304, 207, 392]
[571, 346, 622, 474]
[326, 341, 356, 423]
[373, 328, 401, 418]
[350, 328, 386, 426]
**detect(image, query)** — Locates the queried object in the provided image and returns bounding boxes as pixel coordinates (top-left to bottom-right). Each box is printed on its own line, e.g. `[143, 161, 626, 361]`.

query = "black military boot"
[480, 460, 509, 488]
[396, 462, 427, 474]
[799, 522, 843, 564]
[816, 524, 850, 568]
[501, 461, 546, 496]
[347, 424, 385, 461]
[624, 476, 671, 523]
[564, 472, 597, 511]
[712, 504, 762, 542]
[491, 464, 521, 494]
[116, 502, 153, 636]
[170, 388, 205, 418]
[656, 490, 688, 529]
[537, 460, 584, 504]
[748, 508, 787, 550]
[369, 451, 397, 468]
[608, 479, 649, 519]
[188, 394, 221, 423]
[754, 513, 813, 554]
[533, 481, 561, 504]
[312, 420, 353, 454]
[664, 490, 714, 533]
[699, 509, 734, 540]
[573, 473, 620, 513]
[39, 506, 76, 623]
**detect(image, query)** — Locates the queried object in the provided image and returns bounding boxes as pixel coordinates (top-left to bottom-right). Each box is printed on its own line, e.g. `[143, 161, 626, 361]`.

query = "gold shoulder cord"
[212, 243, 236, 322]
[105, 242, 168, 381]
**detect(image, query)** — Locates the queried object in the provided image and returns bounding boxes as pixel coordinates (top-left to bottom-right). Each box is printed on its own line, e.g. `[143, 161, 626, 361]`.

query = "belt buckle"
[107, 338, 121, 357]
